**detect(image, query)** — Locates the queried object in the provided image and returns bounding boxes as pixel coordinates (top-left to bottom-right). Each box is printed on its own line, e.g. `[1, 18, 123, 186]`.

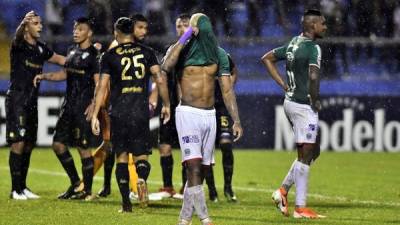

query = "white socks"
[179, 184, 209, 221]
[281, 159, 297, 192]
[294, 161, 310, 207]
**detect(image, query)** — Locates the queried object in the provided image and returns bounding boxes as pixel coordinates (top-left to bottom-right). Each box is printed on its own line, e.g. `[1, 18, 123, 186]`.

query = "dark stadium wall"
[0, 94, 399, 152]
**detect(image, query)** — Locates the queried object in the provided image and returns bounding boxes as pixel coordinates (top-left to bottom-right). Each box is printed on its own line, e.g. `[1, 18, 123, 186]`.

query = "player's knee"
[10, 142, 24, 154]
[159, 144, 172, 156]
[135, 160, 151, 180]
[116, 152, 128, 163]
[52, 142, 67, 155]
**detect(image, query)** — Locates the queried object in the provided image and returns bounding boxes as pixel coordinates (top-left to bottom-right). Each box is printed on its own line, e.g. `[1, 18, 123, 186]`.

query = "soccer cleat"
[209, 188, 219, 203]
[200, 218, 213, 225]
[224, 186, 237, 202]
[293, 207, 326, 219]
[137, 179, 149, 208]
[129, 191, 138, 200]
[157, 187, 177, 198]
[272, 187, 289, 216]
[118, 203, 133, 213]
[177, 219, 192, 225]
[10, 191, 28, 200]
[57, 184, 79, 199]
[22, 188, 40, 199]
[172, 193, 184, 200]
[97, 185, 111, 198]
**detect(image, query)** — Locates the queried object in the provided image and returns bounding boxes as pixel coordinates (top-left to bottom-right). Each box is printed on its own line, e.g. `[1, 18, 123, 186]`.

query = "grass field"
[0, 148, 399, 225]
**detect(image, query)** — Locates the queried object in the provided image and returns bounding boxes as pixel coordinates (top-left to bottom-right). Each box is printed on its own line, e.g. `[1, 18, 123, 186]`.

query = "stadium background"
[0, 0, 398, 152]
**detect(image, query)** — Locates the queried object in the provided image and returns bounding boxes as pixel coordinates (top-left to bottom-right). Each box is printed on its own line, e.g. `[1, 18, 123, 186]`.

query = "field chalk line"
[0, 166, 399, 207]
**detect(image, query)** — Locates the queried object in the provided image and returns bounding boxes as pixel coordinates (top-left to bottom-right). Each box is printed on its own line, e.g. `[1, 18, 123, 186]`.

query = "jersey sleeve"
[41, 43, 54, 61]
[99, 52, 111, 76]
[272, 44, 288, 60]
[217, 48, 230, 76]
[227, 54, 235, 73]
[309, 44, 322, 68]
[146, 49, 159, 67]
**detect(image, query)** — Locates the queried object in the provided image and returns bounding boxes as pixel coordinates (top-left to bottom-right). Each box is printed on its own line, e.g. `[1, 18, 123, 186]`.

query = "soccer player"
[6, 11, 65, 200]
[90, 13, 150, 198]
[204, 50, 239, 202]
[161, 13, 243, 225]
[91, 17, 170, 212]
[261, 9, 327, 218]
[154, 13, 191, 199]
[34, 17, 99, 200]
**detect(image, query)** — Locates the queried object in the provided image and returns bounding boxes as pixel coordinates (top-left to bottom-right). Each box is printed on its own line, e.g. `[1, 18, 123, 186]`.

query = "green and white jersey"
[273, 35, 321, 104]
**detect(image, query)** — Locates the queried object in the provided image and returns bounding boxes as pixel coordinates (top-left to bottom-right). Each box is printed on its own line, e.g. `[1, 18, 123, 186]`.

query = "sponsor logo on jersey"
[182, 135, 200, 144]
[82, 52, 89, 59]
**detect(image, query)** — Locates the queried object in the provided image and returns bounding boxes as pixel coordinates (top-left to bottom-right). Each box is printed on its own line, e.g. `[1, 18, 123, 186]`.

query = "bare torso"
[180, 64, 218, 108]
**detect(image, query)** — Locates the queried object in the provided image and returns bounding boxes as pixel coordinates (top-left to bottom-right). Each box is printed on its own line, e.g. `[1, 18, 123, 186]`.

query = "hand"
[178, 26, 193, 44]
[84, 102, 95, 121]
[311, 100, 321, 113]
[232, 121, 243, 142]
[283, 83, 289, 92]
[91, 116, 100, 136]
[22, 11, 36, 25]
[33, 74, 44, 88]
[160, 106, 170, 124]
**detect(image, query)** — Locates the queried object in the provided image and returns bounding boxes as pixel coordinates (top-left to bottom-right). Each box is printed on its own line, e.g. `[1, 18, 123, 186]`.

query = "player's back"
[284, 36, 321, 104]
[100, 42, 158, 119]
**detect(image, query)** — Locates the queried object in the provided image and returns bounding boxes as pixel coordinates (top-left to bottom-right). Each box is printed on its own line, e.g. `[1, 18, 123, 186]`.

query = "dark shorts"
[6, 92, 38, 144]
[53, 105, 97, 149]
[159, 107, 179, 147]
[111, 116, 151, 156]
[216, 104, 233, 144]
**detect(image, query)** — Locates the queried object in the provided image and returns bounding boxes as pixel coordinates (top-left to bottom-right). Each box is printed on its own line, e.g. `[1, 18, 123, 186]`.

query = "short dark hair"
[114, 17, 133, 34]
[177, 13, 190, 21]
[304, 9, 322, 17]
[130, 13, 148, 24]
[74, 17, 94, 30]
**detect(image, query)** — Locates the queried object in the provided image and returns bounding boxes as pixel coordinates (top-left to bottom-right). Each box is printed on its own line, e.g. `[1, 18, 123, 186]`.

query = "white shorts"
[175, 104, 216, 165]
[283, 99, 319, 144]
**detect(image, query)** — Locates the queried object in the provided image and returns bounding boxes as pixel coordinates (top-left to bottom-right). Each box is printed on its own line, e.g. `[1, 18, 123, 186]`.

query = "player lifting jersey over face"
[161, 13, 243, 225]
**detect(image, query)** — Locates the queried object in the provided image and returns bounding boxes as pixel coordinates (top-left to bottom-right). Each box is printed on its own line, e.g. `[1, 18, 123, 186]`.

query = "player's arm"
[148, 80, 158, 116]
[14, 11, 35, 45]
[150, 65, 170, 124]
[309, 65, 321, 112]
[261, 49, 288, 92]
[33, 70, 67, 87]
[218, 75, 243, 142]
[161, 27, 193, 74]
[91, 73, 110, 135]
[309, 44, 322, 112]
[47, 53, 66, 66]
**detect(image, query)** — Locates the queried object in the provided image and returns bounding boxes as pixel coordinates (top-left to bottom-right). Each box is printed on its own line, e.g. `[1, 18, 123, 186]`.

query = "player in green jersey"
[262, 9, 327, 219]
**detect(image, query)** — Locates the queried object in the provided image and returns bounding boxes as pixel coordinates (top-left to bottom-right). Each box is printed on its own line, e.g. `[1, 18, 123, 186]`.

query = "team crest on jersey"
[38, 46, 43, 53]
[82, 52, 89, 59]
[184, 149, 191, 156]
[286, 52, 294, 62]
[308, 124, 316, 131]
